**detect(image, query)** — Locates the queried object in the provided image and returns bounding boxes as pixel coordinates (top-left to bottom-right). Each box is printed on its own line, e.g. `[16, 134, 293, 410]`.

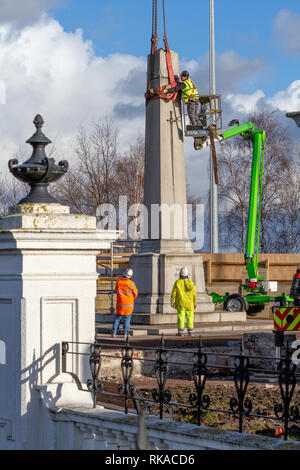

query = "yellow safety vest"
[181, 79, 200, 103]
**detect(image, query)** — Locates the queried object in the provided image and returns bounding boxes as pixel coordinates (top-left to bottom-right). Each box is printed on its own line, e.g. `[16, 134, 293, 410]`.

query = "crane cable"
[147, 0, 177, 102]
[162, 0, 167, 44]
[151, 0, 159, 55]
[162, 0, 176, 88]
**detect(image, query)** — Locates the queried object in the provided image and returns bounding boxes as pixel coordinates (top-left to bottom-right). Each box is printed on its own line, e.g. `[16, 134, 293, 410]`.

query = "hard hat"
[123, 268, 133, 279]
[180, 267, 189, 278]
[181, 70, 189, 78]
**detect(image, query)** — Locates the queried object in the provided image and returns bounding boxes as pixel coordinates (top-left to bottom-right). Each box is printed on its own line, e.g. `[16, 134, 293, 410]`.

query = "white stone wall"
[0, 203, 120, 450]
[44, 404, 300, 451]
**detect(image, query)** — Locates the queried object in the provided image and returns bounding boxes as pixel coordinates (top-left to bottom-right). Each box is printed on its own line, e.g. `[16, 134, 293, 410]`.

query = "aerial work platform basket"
[182, 94, 223, 139]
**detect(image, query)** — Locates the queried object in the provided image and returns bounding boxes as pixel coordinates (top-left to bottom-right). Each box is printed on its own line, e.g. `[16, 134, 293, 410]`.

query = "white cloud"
[225, 90, 265, 114]
[267, 80, 300, 112]
[0, 10, 299, 206]
[273, 9, 300, 55]
[0, 15, 146, 174]
[181, 51, 267, 95]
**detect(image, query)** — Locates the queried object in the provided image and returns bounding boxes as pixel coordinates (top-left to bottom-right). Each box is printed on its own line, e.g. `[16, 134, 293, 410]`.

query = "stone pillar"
[130, 49, 214, 324]
[0, 203, 119, 449]
[0, 116, 120, 449]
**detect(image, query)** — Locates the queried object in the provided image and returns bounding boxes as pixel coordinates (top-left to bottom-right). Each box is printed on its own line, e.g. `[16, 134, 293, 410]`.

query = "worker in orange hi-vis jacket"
[111, 268, 138, 337]
[290, 265, 300, 307]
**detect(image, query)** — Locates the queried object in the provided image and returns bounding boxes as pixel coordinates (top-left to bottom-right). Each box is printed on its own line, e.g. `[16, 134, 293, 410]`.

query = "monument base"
[129, 311, 247, 326]
[130, 249, 215, 323]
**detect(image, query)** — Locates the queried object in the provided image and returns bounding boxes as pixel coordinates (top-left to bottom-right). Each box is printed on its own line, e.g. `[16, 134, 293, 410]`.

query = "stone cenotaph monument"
[130, 48, 215, 325]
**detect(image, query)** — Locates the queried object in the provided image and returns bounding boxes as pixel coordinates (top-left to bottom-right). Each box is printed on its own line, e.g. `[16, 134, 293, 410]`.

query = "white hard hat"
[123, 268, 133, 279]
[180, 267, 189, 278]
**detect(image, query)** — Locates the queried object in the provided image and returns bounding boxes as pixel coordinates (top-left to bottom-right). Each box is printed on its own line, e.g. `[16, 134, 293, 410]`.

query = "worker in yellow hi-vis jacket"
[163, 70, 204, 127]
[171, 267, 197, 337]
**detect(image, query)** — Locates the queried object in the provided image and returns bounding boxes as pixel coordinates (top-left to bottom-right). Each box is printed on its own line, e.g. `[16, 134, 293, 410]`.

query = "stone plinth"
[130, 252, 214, 316]
[0, 203, 119, 449]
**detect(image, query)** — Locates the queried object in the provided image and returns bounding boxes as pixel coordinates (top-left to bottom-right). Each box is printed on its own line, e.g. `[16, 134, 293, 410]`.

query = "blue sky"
[0, 0, 300, 205]
[50, 0, 300, 96]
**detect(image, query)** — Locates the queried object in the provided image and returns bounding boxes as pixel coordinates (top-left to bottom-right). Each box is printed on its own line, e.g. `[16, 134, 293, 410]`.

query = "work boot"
[188, 328, 194, 337]
[177, 329, 184, 337]
[111, 333, 116, 338]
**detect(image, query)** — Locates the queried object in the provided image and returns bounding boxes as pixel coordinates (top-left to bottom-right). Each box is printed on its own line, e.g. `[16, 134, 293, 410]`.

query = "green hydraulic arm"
[209, 121, 293, 313]
[222, 122, 265, 285]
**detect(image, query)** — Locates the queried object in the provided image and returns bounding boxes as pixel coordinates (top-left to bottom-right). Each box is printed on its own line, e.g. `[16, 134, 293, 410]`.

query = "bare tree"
[52, 118, 120, 214]
[218, 138, 251, 252]
[0, 145, 33, 215]
[218, 108, 298, 253]
[270, 158, 300, 253]
[116, 136, 145, 208]
[0, 172, 27, 215]
[115, 136, 145, 239]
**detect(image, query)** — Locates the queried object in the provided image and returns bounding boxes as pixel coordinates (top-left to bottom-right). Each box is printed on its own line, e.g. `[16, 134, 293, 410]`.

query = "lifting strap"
[151, 0, 159, 55]
[146, 0, 178, 103]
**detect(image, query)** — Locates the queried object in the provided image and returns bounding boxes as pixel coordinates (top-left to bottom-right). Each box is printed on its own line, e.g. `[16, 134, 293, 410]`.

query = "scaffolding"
[96, 241, 141, 314]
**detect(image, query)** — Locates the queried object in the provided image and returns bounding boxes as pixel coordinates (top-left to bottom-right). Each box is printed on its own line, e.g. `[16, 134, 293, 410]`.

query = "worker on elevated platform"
[290, 266, 300, 307]
[163, 71, 205, 127]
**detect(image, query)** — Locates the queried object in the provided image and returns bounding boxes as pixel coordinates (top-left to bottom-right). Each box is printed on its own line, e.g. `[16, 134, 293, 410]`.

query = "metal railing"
[62, 336, 300, 441]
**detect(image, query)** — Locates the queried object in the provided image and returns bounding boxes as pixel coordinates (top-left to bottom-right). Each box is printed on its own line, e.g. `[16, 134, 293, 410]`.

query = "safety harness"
[145, 0, 178, 103]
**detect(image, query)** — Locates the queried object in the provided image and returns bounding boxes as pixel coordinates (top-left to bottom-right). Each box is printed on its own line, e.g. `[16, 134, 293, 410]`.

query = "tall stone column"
[130, 49, 214, 324]
[143, 49, 192, 253]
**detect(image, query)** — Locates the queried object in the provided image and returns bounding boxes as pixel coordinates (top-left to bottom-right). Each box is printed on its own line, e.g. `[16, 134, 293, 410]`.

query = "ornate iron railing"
[62, 336, 300, 441]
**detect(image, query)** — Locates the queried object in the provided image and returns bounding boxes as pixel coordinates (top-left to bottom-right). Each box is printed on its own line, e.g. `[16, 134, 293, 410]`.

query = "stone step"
[96, 310, 247, 325]
[96, 320, 274, 337]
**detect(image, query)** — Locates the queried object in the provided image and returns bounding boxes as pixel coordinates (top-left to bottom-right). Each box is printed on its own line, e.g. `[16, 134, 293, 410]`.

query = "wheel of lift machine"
[194, 138, 203, 151]
[224, 294, 247, 313]
[246, 304, 265, 317]
[193, 136, 207, 151]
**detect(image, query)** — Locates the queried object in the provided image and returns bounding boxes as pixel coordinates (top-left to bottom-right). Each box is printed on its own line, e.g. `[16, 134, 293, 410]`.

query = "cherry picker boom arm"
[205, 122, 294, 313]
[222, 122, 266, 285]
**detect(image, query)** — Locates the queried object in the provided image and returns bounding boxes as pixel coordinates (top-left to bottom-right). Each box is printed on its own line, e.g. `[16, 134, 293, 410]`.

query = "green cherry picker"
[205, 121, 294, 315]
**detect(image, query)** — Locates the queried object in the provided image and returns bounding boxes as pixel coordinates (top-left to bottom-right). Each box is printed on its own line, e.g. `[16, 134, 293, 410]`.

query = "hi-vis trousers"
[177, 310, 194, 334]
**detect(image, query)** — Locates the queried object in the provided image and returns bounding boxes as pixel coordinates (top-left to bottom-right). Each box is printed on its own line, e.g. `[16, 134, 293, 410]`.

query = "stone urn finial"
[33, 113, 44, 130]
[8, 115, 69, 204]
